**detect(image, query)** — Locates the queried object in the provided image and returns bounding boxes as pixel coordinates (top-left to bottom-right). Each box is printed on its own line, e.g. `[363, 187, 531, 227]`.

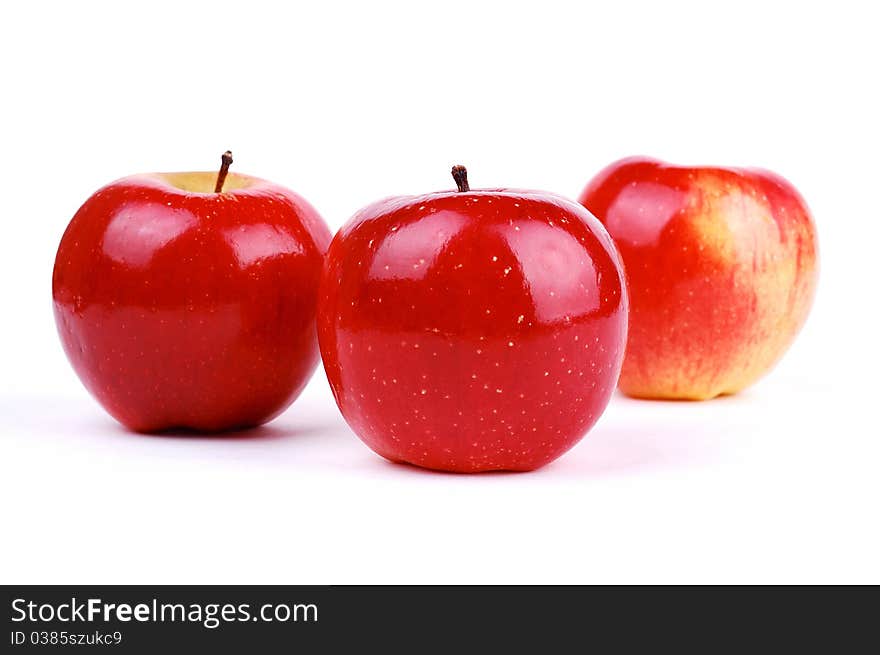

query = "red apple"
[53, 152, 332, 432]
[317, 166, 628, 472]
[579, 157, 818, 400]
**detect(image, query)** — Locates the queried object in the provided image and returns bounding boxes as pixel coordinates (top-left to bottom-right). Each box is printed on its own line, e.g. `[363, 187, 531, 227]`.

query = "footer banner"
[1, 585, 871, 652]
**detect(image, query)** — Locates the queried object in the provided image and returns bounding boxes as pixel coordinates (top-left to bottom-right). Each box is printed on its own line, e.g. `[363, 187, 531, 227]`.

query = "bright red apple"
[579, 156, 818, 400]
[318, 166, 628, 472]
[53, 152, 332, 432]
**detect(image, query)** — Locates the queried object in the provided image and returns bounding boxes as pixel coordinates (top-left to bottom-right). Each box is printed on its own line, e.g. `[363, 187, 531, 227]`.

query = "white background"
[1, 1, 877, 584]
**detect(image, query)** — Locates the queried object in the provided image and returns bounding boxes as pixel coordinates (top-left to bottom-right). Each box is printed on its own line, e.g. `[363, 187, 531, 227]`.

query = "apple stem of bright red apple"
[451, 165, 470, 193]
[214, 151, 233, 193]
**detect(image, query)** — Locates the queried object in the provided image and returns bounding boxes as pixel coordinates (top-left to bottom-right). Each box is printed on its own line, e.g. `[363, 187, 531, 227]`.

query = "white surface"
[1, 0, 877, 584]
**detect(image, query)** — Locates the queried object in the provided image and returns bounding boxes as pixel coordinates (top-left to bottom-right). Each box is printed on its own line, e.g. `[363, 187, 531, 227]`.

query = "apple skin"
[53, 171, 332, 432]
[317, 183, 628, 472]
[578, 157, 818, 400]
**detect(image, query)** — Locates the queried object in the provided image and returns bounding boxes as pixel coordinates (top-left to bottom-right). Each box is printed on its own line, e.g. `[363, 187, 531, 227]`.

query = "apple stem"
[214, 150, 233, 193]
[451, 165, 470, 192]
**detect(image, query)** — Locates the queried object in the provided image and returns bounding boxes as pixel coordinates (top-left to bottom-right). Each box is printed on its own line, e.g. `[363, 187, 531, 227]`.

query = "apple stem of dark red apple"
[214, 151, 233, 193]
[451, 165, 470, 193]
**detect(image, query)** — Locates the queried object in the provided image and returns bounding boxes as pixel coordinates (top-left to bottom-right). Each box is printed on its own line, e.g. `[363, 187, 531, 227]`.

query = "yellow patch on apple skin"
[157, 171, 257, 194]
[618, 171, 818, 400]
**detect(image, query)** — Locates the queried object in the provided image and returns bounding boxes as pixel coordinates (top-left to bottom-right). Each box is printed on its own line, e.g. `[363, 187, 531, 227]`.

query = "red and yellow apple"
[579, 157, 818, 400]
[53, 152, 332, 431]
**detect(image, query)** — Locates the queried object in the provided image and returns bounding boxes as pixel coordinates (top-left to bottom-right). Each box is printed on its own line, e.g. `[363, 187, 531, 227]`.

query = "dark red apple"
[53, 152, 332, 432]
[579, 157, 818, 400]
[318, 166, 628, 472]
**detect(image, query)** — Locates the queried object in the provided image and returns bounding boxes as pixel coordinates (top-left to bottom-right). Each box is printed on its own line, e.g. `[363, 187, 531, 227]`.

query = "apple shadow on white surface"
[549, 421, 715, 478]
[364, 392, 740, 479]
[539, 392, 745, 479]
[127, 422, 327, 442]
[1, 389, 743, 480]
